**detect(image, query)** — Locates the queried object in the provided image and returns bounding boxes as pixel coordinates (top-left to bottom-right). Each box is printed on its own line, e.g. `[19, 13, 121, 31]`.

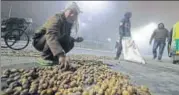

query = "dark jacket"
[150, 28, 169, 43]
[119, 17, 131, 37]
[33, 12, 75, 57]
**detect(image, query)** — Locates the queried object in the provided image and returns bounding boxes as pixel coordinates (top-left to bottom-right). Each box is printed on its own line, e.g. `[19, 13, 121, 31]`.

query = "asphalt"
[1, 47, 179, 95]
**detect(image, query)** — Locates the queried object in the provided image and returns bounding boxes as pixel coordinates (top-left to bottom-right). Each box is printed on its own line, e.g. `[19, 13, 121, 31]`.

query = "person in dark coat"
[115, 12, 132, 60]
[32, 2, 83, 69]
[149, 23, 169, 61]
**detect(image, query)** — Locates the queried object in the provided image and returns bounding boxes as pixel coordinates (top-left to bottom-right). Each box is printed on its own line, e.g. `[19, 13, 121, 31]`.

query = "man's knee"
[153, 44, 158, 52]
[32, 36, 46, 52]
[68, 42, 75, 52]
[116, 46, 122, 54]
[62, 42, 74, 53]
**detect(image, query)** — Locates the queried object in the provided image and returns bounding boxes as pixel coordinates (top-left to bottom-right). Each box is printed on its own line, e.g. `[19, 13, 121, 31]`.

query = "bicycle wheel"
[4, 29, 30, 50]
[1, 32, 10, 48]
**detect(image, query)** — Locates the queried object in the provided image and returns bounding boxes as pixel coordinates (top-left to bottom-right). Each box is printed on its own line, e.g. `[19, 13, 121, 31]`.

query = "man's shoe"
[37, 57, 54, 66]
[153, 56, 157, 60]
[114, 57, 119, 60]
[157, 59, 162, 62]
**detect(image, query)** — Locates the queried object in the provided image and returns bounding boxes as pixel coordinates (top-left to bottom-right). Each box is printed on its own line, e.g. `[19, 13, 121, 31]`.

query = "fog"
[1, 1, 179, 55]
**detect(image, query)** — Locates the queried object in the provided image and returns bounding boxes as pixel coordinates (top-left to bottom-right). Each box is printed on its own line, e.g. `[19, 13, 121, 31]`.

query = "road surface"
[1, 47, 179, 95]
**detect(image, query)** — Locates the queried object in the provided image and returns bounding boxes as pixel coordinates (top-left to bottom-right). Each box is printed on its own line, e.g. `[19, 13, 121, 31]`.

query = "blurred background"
[1, 1, 179, 55]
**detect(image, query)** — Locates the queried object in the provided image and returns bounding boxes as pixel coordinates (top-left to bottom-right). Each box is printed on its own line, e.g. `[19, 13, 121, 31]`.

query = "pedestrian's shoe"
[173, 61, 177, 64]
[157, 59, 162, 62]
[158, 57, 162, 61]
[37, 57, 54, 66]
[114, 57, 119, 60]
[153, 55, 157, 60]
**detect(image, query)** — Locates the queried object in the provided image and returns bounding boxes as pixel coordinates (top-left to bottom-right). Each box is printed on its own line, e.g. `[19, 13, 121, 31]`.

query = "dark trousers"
[153, 39, 166, 60]
[33, 35, 74, 61]
[116, 37, 123, 58]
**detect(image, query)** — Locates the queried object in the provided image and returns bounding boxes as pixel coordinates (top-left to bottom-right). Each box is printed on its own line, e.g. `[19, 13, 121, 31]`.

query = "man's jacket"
[33, 12, 75, 57]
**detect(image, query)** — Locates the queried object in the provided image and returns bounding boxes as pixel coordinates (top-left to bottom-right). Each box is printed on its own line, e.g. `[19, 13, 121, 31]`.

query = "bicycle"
[1, 17, 33, 50]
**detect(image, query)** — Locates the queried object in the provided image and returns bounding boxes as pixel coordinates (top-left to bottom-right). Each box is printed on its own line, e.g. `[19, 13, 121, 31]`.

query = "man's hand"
[75, 37, 84, 42]
[59, 55, 70, 71]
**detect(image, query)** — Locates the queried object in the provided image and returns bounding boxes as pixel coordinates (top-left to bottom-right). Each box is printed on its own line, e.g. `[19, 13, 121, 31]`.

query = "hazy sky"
[2, 1, 179, 55]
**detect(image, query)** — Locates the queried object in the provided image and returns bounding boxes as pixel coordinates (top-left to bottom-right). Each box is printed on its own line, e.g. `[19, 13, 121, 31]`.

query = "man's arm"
[149, 30, 156, 44]
[45, 15, 65, 57]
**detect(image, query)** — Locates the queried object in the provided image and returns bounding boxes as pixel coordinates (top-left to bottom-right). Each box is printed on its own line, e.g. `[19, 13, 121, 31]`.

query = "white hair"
[65, 2, 81, 36]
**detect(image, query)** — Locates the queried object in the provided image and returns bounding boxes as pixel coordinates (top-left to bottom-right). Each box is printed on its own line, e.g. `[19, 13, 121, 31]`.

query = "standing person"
[168, 28, 173, 57]
[168, 22, 179, 64]
[149, 23, 169, 61]
[115, 12, 132, 60]
[32, 2, 83, 70]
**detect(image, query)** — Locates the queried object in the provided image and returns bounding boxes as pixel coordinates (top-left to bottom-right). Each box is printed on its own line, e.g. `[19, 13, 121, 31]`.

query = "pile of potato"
[1, 48, 113, 60]
[1, 60, 151, 95]
[1, 49, 40, 57]
[70, 54, 113, 61]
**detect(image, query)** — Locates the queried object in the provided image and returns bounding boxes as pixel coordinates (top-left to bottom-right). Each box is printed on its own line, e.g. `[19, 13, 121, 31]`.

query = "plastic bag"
[122, 37, 146, 64]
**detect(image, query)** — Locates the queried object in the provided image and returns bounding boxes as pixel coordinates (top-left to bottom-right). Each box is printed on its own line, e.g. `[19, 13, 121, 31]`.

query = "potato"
[40, 90, 47, 95]
[22, 83, 30, 89]
[98, 89, 104, 95]
[52, 86, 58, 92]
[46, 88, 53, 95]
[29, 87, 38, 94]
[9, 81, 21, 89]
[70, 81, 77, 87]
[19, 69, 25, 72]
[73, 91, 82, 95]
[140, 85, 149, 92]
[56, 81, 61, 85]
[111, 89, 116, 95]
[14, 76, 20, 81]
[77, 86, 83, 92]
[10, 69, 18, 73]
[122, 90, 130, 95]
[4, 88, 14, 95]
[42, 83, 48, 89]
[1, 75, 9, 78]
[6, 78, 14, 85]
[55, 92, 63, 95]
[117, 89, 122, 95]
[82, 91, 89, 95]
[39, 79, 45, 84]
[20, 89, 29, 95]
[13, 86, 22, 92]
[21, 78, 29, 85]
[32, 79, 39, 84]
[3, 69, 10, 76]
[13, 90, 21, 95]
[89, 88, 95, 95]
[127, 85, 135, 94]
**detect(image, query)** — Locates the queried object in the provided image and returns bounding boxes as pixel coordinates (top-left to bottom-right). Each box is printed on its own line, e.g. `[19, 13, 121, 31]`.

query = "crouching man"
[32, 2, 83, 70]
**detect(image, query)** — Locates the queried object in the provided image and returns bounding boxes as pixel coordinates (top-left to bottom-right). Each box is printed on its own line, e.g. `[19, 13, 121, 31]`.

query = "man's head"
[158, 23, 165, 29]
[124, 12, 132, 19]
[64, 2, 81, 24]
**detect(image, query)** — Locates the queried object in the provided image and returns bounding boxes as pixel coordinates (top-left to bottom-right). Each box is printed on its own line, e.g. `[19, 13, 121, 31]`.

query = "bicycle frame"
[1, 18, 32, 50]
